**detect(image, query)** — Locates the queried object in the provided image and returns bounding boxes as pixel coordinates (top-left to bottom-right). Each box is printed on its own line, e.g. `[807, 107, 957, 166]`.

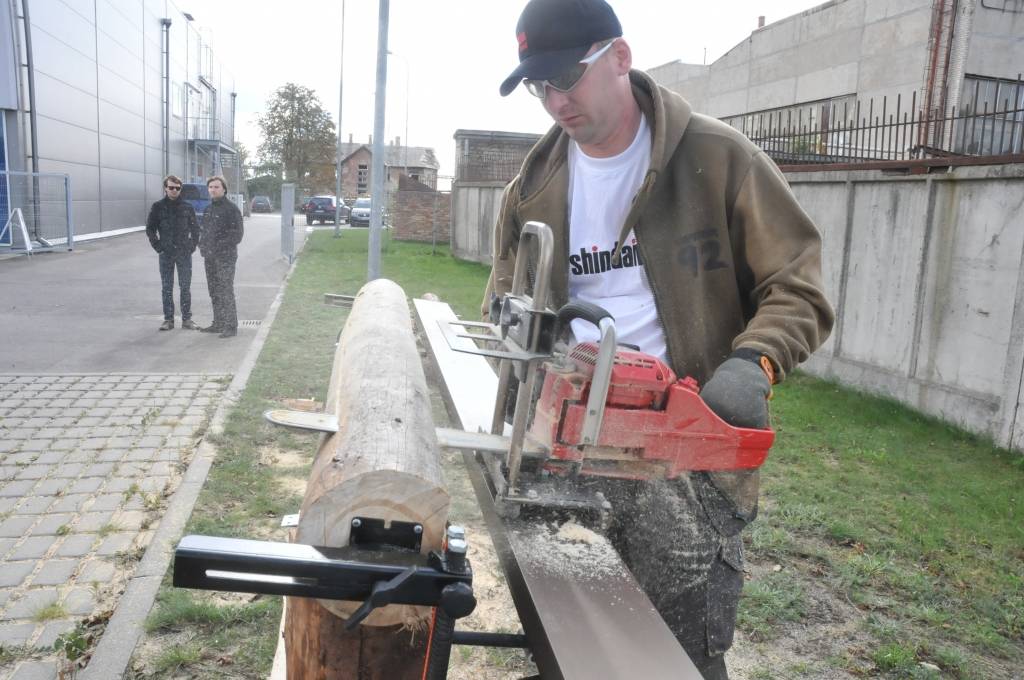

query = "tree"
[257, 83, 337, 196]
[234, 141, 250, 172]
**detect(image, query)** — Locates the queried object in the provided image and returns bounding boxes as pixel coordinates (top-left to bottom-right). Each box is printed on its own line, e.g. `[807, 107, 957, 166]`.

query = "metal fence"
[0, 171, 74, 252]
[732, 75, 1024, 171]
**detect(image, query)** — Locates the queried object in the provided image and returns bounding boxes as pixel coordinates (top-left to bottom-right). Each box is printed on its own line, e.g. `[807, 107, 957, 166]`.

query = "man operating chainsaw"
[484, 0, 834, 677]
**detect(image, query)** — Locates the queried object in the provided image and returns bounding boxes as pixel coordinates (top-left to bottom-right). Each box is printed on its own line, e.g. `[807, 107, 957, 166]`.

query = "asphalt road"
[0, 213, 306, 373]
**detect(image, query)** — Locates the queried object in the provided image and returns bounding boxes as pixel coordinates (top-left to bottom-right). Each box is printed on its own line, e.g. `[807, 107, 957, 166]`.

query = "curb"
[80, 240, 307, 680]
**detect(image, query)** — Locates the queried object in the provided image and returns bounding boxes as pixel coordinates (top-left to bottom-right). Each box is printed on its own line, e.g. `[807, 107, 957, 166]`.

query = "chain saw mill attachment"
[436, 221, 775, 520]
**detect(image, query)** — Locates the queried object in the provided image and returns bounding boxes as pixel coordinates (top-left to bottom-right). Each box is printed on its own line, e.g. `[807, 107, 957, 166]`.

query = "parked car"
[181, 183, 211, 220]
[349, 197, 371, 227]
[251, 195, 273, 213]
[303, 196, 348, 225]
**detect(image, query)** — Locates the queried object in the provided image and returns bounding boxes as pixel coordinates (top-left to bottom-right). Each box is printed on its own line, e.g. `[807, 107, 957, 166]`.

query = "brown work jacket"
[482, 70, 834, 514]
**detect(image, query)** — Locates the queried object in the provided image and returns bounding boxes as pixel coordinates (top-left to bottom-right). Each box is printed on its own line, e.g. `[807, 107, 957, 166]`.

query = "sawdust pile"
[555, 521, 602, 544]
[510, 520, 627, 581]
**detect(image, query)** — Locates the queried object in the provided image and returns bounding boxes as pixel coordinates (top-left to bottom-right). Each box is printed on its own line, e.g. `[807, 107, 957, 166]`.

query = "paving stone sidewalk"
[0, 374, 226, 680]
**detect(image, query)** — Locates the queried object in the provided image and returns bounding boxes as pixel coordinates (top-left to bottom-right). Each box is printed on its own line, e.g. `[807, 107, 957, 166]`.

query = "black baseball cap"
[500, 0, 623, 97]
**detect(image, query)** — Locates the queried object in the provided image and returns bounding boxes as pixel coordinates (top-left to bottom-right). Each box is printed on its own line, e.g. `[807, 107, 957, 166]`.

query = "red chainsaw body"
[528, 343, 775, 479]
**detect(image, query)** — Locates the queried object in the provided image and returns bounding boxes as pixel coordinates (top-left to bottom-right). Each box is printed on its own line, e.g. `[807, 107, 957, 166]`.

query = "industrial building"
[0, 0, 238, 239]
[649, 0, 1023, 148]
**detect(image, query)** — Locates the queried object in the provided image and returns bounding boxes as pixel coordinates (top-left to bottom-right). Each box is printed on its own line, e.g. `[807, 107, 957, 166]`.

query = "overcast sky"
[188, 0, 828, 182]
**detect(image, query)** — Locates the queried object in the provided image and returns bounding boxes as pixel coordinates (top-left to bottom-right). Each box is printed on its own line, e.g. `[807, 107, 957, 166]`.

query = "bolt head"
[447, 525, 466, 541]
[447, 538, 468, 554]
[351, 518, 362, 528]
[413, 524, 423, 535]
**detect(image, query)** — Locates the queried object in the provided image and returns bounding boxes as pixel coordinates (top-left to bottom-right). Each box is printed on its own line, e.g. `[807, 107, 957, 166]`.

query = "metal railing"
[186, 116, 229, 141]
[1, 171, 74, 252]
[732, 75, 1024, 171]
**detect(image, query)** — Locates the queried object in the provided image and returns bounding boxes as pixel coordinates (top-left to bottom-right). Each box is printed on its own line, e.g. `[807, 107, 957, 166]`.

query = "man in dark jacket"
[199, 175, 244, 338]
[490, 1, 834, 678]
[146, 174, 200, 331]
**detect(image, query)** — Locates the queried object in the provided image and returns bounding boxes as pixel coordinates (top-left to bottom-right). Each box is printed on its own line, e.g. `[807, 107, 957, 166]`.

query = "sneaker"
[159, 319, 174, 331]
[218, 328, 237, 338]
[200, 324, 222, 333]
[181, 319, 199, 330]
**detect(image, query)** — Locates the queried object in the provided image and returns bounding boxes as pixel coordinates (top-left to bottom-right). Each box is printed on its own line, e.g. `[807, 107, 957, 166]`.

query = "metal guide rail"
[414, 296, 702, 679]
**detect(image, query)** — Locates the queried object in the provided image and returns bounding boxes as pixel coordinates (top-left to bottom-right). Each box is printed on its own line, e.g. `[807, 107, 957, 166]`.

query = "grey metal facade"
[2, 0, 236, 235]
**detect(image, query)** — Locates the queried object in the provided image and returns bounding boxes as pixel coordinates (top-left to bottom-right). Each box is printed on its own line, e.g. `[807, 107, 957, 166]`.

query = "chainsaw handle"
[556, 300, 616, 446]
[556, 300, 614, 336]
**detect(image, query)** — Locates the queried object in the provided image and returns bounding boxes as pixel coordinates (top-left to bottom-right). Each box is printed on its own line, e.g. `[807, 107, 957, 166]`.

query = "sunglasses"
[524, 39, 616, 99]
[166, 185, 182, 191]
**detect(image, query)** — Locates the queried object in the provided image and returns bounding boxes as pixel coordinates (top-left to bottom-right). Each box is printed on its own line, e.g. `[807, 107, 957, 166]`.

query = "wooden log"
[286, 279, 449, 679]
[285, 595, 429, 680]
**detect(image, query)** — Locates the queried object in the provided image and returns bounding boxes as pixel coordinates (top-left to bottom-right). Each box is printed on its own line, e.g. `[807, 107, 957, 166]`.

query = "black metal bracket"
[173, 532, 491, 680]
[349, 516, 422, 552]
[173, 534, 471, 608]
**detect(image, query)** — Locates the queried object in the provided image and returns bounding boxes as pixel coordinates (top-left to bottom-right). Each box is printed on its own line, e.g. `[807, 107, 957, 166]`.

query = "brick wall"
[340, 148, 372, 200]
[392, 183, 451, 243]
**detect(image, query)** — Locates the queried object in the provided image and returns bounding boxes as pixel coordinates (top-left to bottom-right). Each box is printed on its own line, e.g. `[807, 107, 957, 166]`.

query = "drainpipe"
[21, 0, 39, 239]
[161, 18, 171, 178]
[945, 0, 974, 133]
[21, 0, 37, 175]
[921, 0, 950, 148]
[230, 91, 240, 197]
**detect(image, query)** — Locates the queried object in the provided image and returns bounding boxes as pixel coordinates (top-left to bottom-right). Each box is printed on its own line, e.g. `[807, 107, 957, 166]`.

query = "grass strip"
[131, 229, 1023, 678]
[132, 230, 491, 678]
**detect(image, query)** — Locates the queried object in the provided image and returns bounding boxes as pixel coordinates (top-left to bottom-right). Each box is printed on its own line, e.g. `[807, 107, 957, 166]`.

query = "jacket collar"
[516, 70, 693, 261]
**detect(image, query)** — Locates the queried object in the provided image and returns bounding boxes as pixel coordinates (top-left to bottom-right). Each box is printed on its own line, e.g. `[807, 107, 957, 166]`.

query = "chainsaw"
[436, 221, 774, 520]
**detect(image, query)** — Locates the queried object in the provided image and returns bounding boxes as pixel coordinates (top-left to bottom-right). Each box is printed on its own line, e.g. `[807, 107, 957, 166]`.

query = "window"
[172, 83, 183, 118]
[201, 44, 214, 81]
[957, 75, 1024, 154]
[721, 94, 860, 160]
[357, 164, 368, 194]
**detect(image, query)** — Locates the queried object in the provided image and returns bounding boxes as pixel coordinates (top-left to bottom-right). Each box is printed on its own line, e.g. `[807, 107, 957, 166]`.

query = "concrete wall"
[4, 0, 235, 235]
[451, 182, 503, 264]
[965, 1, 1024, 81]
[792, 163, 1024, 451]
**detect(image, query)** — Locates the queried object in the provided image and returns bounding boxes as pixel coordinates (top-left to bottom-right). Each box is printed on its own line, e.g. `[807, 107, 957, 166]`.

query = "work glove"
[700, 349, 772, 429]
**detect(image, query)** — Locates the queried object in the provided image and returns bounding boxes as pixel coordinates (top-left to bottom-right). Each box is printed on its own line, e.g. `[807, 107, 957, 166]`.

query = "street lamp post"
[387, 50, 409, 176]
[334, 0, 346, 237]
[368, 0, 389, 282]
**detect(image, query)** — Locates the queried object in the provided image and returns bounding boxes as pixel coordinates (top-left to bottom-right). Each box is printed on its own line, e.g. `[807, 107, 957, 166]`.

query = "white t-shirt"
[567, 115, 668, 361]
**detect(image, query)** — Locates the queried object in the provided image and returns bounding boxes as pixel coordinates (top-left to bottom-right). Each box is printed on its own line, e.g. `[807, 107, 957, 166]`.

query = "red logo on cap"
[517, 32, 529, 53]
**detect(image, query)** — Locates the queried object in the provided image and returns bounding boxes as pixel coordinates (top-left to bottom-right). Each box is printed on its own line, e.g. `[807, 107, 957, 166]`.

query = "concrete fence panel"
[792, 163, 1024, 451]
